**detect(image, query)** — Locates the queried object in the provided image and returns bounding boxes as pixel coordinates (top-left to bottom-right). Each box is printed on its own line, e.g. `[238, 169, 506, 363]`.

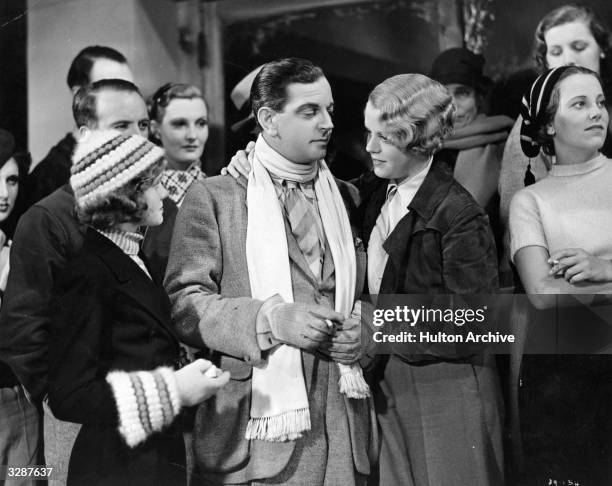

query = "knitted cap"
[71, 130, 165, 211]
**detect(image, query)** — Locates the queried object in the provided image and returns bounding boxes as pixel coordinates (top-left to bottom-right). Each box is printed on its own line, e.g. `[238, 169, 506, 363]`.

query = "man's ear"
[77, 125, 92, 141]
[256, 107, 279, 137]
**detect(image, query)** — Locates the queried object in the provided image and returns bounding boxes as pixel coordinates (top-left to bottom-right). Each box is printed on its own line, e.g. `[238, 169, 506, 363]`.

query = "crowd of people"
[0, 3, 611, 486]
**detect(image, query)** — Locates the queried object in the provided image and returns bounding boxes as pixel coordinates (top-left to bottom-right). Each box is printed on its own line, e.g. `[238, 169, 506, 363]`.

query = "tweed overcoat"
[165, 173, 377, 485]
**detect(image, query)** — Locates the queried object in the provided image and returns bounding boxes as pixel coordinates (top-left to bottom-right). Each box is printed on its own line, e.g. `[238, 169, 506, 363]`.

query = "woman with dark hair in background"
[510, 65, 612, 484]
[149, 82, 208, 208]
[143, 82, 209, 281]
[499, 4, 612, 274]
[430, 47, 513, 210]
[0, 128, 39, 478]
[430, 48, 514, 286]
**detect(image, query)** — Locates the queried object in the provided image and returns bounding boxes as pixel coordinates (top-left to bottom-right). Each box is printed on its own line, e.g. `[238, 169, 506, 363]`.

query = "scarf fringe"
[338, 365, 370, 399]
[245, 408, 311, 442]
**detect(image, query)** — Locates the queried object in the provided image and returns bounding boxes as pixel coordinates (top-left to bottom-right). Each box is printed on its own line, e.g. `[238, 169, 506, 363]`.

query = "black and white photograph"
[1, 0, 612, 484]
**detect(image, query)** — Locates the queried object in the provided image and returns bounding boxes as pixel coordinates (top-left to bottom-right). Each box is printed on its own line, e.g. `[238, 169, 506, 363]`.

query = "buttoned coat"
[359, 161, 504, 486]
[48, 228, 185, 486]
[0, 184, 177, 402]
[165, 174, 376, 485]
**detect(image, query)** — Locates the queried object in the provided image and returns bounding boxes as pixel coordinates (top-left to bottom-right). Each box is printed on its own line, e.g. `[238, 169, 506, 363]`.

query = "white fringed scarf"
[245, 136, 369, 442]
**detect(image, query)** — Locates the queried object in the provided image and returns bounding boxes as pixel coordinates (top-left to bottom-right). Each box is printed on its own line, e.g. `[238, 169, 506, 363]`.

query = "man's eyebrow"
[296, 103, 319, 111]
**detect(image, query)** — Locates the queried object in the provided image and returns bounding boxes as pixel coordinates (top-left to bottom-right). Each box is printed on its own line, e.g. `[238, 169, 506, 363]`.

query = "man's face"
[94, 90, 149, 137]
[89, 58, 134, 84]
[267, 77, 334, 164]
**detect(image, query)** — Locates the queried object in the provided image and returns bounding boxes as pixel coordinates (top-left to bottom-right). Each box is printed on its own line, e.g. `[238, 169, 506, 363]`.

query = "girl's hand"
[548, 248, 612, 284]
[221, 141, 254, 179]
[174, 358, 230, 407]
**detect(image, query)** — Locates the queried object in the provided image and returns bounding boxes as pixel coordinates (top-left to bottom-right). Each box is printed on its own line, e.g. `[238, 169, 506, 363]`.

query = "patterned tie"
[281, 180, 323, 279]
[367, 184, 398, 295]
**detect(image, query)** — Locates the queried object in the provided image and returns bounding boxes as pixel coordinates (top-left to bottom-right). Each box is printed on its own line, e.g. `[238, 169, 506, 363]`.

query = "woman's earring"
[547, 127, 556, 136]
[601, 52, 606, 59]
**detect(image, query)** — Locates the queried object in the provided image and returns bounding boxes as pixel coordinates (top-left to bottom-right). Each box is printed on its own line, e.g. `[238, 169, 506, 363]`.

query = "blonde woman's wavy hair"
[368, 73, 455, 157]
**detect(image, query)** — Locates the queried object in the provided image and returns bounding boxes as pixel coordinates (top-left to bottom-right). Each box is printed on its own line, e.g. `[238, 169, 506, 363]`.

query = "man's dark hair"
[66, 45, 128, 90]
[72, 79, 141, 128]
[250, 58, 325, 127]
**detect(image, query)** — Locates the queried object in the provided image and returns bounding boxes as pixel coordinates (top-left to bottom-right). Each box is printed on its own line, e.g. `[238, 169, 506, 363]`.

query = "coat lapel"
[375, 161, 455, 293]
[362, 181, 388, 248]
[85, 230, 178, 343]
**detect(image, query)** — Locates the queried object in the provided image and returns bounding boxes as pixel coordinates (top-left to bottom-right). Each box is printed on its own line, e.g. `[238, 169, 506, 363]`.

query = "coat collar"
[83, 228, 178, 343]
[364, 160, 454, 238]
[407, 159, 454, 220]
[363, 161, 455, 293]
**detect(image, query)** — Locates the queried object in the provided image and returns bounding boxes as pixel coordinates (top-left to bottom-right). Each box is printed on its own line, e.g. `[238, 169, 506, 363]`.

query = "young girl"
[48, 130, 229, 486]
[510, 65, 612, 484]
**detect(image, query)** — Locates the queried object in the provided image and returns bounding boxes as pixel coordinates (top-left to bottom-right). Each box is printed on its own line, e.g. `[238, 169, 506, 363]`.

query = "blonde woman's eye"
[571, 41, 588, 51]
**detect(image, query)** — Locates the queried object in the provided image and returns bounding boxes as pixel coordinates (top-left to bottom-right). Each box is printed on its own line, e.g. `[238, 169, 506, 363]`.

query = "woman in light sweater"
[510, 65, 612, 485]
[499, 4, 612, 282]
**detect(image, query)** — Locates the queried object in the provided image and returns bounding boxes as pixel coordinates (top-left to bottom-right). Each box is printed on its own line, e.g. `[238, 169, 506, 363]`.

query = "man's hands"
[548, 248, 612, 284]
[258, 297, 366, 365]
[221, 141, 254, 179]
[319, 316, 362, 365]
[264, 301, 342, 351]
[174, 358, 230, 407]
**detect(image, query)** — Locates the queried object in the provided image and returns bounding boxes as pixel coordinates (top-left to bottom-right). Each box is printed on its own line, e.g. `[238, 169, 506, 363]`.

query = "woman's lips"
[585, 124, 605, 131]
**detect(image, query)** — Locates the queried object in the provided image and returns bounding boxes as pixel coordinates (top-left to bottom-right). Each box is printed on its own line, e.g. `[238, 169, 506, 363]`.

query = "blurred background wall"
[2, 0, 611, 170]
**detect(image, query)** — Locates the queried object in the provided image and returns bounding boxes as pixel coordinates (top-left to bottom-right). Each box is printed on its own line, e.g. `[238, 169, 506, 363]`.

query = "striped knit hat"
[71, 130, 165, 211]
[519, 66, 573, 158]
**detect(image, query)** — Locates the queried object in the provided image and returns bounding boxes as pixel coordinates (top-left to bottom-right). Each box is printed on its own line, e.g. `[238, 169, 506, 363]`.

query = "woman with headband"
[499, 4, 612, 288]
[510, 65, 612, 484]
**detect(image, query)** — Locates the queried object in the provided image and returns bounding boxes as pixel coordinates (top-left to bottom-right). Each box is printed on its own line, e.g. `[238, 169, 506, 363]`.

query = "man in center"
[165, 57, 376, 485]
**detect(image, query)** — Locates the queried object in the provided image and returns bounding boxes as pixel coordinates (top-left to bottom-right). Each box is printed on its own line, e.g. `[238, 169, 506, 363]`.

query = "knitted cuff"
[106, 367, 182, 448]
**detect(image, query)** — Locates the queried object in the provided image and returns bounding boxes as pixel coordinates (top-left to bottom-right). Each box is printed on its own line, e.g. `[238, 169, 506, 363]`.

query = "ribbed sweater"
[510, 154, 612, 261]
